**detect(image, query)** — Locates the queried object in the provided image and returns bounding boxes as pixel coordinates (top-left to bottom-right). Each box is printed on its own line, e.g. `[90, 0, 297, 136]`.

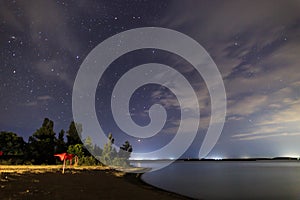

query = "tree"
[55, 129, 67, 153]
[82, 136, 93, 156]
[66, 121, 82, 146]
[118, 141, 133, 166]
[100, 133, 133, 167]
[67, 143, 99, 166]
[84, 136, 93, 150]
[120, 141, 133, 153]
[67, 144, 84, 158]
[0, 131, 25, 156]
[100, 133, 117, 165]
[67, 144, 83, 166]
[93, 144, 103, 157]
[28, 118, 56, 164]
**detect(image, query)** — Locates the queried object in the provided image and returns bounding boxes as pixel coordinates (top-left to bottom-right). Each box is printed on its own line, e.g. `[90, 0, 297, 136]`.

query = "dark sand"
[0, 167, 190, 200]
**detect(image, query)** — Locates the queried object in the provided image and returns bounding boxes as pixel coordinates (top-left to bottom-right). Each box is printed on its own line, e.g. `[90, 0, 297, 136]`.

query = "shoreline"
[0, 165, 191, 199]
[139, 175, 196, 200]
[124, 172, 194, 200]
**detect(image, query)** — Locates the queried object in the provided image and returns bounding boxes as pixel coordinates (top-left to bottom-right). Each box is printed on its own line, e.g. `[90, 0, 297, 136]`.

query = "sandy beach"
[0, 166, 190, 200]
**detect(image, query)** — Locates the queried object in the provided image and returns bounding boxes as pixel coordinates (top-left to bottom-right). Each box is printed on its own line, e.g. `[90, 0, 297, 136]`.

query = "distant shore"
[130, 156, 300, 162]
[0, 165, 190, 200]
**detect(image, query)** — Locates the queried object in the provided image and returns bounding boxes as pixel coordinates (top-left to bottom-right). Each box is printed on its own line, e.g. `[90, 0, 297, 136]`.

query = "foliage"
[80, 156, 99, 166]
[82, 136, 93, 157]
[66, 144, 100, 166]
[27, 118, 56, 164]
[66, 121, 82, 146]
[84, 136, 93, 151]
[93, 144, 103, 157]
[0, 131, 25, 156]
[100, 133, 117, 165]
[67, 144, 84, 158]
[55, 129, 66, 153]
[0, 130, 25, 164]
[100, 134, 133, 167]
[0, 118, 133, 166]
[118, 141, 133, 166]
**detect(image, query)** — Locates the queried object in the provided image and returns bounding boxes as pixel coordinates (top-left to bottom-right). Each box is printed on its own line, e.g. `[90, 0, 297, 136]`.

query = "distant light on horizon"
[213, 157, 223, 160]
[240, 156, 250, 159]
[130, 157, 177, 160]
[130, 157, 160, 160]
[207, 156, 223, 160]
[282, 154, 300, 158]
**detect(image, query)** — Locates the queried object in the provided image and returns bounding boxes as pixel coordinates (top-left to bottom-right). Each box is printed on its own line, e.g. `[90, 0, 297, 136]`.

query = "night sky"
[1, 0, 300, 159]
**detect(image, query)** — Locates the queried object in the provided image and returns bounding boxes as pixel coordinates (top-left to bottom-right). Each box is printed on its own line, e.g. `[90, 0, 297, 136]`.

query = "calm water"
[131, 161, 300, 199]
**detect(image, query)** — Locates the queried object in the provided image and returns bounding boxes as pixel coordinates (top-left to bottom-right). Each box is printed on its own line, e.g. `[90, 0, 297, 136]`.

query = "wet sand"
[0, 166, 190, 200]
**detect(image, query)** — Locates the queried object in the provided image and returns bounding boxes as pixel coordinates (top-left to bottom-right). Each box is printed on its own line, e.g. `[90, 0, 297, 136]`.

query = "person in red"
[0, 151, 3, 156]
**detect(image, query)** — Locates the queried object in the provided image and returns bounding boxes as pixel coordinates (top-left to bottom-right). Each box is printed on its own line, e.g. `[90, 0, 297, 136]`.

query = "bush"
[80, 156, 98, 166]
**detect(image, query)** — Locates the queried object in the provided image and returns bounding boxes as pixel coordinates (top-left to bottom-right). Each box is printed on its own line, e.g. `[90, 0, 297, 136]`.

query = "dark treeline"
[0, 118, 132, 166]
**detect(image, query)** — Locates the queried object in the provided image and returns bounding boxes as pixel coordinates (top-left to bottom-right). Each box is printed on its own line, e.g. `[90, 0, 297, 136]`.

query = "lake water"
[131, 161, 300, 199]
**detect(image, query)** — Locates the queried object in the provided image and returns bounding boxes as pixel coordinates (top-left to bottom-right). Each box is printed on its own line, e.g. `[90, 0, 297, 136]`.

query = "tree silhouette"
[100, 133, 117, 165]
[0, 117, 136, 166]
[55, 129, 67, 153]
[66, 121, 82, 146]
[119, 141, 133, 166]
[0, 131, 25, 156]
[120, 141, 133, 153]
[28, 118, 56, 164]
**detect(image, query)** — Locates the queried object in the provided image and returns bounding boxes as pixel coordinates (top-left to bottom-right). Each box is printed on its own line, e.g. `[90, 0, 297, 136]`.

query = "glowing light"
[241, 156, 250, 159]
[214, 157, 222, 160]
[210, 156, 223, 160]
[282, 154, 300, 158]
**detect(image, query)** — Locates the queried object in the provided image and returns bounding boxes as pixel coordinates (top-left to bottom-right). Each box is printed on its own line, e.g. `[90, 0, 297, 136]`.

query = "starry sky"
[1, 0, 300, 159]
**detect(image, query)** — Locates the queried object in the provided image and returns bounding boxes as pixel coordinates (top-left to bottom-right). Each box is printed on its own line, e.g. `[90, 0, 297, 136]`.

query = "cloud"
[0, 1, 24, 31]
[150, 73, 210, 113]
[161, 115, 210, 135]
[227, 115, 244, 121]
[35, 59, 73, 87]
[228, 95, 268, 116]
[1, 1, 83, 56]
[232, 132, 300, 141]
[161, 1, 300, 41]
[160, 1, 300, 93]
[231, 98, 300, 141]
[23, 101, 38, 107]
[37, 95, 53, 101]
[162, 2, 300, 130]
[22, 95, 53, 107]
[158, 2, 300, 155]
[21, 1, 79, 54]
[149, 75, 212, 135]
[260, 100, 300, 125]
